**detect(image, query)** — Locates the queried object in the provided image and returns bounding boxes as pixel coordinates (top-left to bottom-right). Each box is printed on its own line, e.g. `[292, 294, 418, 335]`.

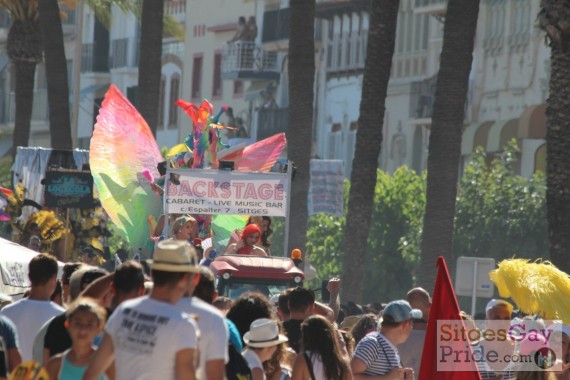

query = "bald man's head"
[406, 287, 431, 318]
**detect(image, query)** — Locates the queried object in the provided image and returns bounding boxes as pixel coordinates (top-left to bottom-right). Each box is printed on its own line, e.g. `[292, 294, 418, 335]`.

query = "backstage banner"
[165, 169, 288, 216]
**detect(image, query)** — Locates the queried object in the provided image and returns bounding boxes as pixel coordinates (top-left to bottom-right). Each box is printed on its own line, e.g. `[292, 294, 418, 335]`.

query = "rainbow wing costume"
[90, 85, 163, 254]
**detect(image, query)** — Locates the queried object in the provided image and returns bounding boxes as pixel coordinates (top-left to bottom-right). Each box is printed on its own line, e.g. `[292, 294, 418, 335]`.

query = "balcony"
[0, 89, 48, 124]
[164, 0, 186, 16]
[221, 41, 279, 81]
[409, 75, 437, 120]
[414, 0, 446, 16]
[257, 107, 288, 140]
[81, 43, 109, 73]
[261, 8, 289, 51]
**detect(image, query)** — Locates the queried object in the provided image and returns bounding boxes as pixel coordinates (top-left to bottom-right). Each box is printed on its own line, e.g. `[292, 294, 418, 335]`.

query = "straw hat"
[243, 318, 288, 348]
[146, 240, 199, 273]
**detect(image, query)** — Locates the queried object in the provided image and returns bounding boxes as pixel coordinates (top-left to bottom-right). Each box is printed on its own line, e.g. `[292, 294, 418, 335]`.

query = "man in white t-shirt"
[1, 253, 64, 361]
[84, 241, 201, 380]
[176, 266, 228, 380]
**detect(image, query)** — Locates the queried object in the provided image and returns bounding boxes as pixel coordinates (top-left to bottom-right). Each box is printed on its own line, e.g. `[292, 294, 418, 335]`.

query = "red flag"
[418, 256, 481, 380]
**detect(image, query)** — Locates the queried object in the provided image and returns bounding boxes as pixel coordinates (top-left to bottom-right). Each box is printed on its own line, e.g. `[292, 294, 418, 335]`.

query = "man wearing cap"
[351, 300, 420, 379]
[84, 240, 200, 380]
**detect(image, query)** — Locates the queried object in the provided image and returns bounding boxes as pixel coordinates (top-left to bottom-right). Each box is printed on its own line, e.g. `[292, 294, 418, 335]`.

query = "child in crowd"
[45, 298, 107, 380]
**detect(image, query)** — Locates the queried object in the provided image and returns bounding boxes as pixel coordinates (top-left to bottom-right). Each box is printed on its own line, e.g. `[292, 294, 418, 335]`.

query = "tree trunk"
[7, 18, 43, 157]
[12, 61, 36, 156]
[418, 0, 480, 289]
[538, 1, 570, 274]
[38, 0, 72, 150]
[137, 0, 164, 136]
[287, 0, 315, 258]
[341, 0, 399, 303]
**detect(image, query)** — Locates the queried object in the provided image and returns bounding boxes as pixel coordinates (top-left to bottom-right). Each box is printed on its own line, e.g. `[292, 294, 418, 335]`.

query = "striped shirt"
[353, 332, 401, 376]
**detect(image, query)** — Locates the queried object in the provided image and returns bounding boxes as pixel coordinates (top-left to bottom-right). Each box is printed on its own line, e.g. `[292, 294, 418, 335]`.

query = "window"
[328, 123, 342, 159]
[212, 52, 222, 99]
[157, 76, 165, 128]
[233, 80, 244, 97]
[169, 74, 180, 129]
[191, 55, 203, 99]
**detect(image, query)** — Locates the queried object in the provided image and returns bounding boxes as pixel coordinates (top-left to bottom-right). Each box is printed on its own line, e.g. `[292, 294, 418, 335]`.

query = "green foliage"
[454, 140, 548, 261]
[362, 167, 426, 303]
[300, 140, 548, 305]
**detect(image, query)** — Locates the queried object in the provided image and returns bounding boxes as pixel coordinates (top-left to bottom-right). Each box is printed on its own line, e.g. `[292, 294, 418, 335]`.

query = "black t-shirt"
[283, 318, 303, 353]
[44, 313, 70, 357]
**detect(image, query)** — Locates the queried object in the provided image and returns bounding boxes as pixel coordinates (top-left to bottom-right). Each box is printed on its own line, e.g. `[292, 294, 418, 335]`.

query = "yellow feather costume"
[489, 259, 570, 324]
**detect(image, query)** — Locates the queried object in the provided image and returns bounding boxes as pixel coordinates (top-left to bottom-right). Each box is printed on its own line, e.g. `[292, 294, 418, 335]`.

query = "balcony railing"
[221, 41, 279, 80]
[327, 30, 368, 73]
[262, 8, 289, 43]
[257, 107, 288, 140]
[1, 89, 48, 124]
[81, 43, 109, 73]
[164, 0, 186, 16]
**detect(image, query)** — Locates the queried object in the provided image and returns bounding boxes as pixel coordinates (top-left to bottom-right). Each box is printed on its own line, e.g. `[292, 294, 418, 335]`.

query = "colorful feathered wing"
[220, 133, 287, 172]
[90, 84, 163, 255]
[489, 258, 570, 324]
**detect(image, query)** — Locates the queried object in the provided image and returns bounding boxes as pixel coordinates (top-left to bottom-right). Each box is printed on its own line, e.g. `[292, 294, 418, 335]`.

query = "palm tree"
[341, 0, 400, 303]
[287, 0, 315, 257]
[1, 1, 42, 156]
[418, 0, 480, 289]
[538, 1, 570, 274]
[137, 0, 164, 137]
[38, 0, 72, 150]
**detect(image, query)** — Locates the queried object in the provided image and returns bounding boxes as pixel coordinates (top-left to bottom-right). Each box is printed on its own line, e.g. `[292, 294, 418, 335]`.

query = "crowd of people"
[0, 213, 568, 379]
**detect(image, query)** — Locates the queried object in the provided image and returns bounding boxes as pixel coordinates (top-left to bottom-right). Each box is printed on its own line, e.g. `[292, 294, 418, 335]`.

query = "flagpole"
[471, 260, 478, 316]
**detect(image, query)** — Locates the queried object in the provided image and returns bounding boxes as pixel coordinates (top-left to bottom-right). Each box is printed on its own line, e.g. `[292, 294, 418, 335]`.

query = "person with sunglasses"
[224, 224, 268, 256]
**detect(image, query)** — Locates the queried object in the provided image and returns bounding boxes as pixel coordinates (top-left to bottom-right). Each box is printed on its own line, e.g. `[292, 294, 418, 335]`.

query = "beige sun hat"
[243, 318, 288, 348]
[146, 240, 199, 273]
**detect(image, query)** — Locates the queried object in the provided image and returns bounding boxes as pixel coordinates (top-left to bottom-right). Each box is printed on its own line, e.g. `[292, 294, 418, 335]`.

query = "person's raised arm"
[327, 277, 341, 322]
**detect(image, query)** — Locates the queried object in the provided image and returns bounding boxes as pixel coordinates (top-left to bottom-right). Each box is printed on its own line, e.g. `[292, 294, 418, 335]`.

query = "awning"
[487, 118, 519, 152]
[461, 120, 493, 155]
[244, 81, 271, 101]
[518, 103, 546, 139]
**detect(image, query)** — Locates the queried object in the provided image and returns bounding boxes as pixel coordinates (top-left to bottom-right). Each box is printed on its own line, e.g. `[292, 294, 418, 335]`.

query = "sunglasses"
[247, 235, 260, 239]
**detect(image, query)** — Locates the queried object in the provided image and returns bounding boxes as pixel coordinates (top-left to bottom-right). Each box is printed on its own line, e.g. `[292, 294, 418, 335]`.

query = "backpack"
[225, 344, 252, 380]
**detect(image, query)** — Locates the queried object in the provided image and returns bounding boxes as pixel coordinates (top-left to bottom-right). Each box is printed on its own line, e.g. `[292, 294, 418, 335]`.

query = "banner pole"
[284, 160, 293, 258]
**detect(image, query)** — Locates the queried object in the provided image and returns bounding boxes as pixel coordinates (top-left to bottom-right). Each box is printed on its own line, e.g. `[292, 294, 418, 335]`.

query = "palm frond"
[164, 14, 184, 41]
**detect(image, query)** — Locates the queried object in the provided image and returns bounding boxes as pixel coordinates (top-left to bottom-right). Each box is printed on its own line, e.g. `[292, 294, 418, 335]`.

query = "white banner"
[308, 159, 344, 217]
[165, 169, 288, 216]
